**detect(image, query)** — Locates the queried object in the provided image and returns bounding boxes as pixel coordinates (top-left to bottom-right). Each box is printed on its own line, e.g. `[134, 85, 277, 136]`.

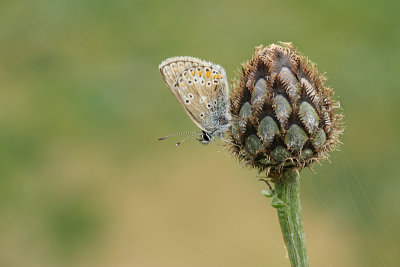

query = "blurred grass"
[0, 0, 399, 266]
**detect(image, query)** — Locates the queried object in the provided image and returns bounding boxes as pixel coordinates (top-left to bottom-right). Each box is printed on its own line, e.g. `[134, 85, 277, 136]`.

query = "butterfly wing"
[159, 57, 210, 102]
[159, 57, 230, 134]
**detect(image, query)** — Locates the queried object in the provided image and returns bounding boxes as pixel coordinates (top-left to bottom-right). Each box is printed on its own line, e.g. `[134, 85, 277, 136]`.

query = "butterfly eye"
[202, 132, 211, 142]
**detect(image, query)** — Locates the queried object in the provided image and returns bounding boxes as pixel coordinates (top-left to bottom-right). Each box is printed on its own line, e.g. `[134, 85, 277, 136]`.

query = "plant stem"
[274, 170, 309, 267]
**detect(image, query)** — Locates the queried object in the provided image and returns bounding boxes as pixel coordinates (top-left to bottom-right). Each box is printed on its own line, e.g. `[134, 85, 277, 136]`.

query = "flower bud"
[229, 42, 343, 180]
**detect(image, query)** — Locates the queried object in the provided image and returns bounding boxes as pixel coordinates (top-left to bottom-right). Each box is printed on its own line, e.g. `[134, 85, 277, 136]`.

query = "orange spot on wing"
[198, 70, 203, 76]
[206, 71, 211, 78]
[191, 71, 195, 76]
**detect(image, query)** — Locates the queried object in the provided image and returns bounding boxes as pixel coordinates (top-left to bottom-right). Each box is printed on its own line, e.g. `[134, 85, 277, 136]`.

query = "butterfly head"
[199, 123, 230, 145]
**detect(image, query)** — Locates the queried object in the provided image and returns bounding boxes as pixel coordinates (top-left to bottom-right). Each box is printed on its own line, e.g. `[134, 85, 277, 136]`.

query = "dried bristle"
[228, 42, 343, 181]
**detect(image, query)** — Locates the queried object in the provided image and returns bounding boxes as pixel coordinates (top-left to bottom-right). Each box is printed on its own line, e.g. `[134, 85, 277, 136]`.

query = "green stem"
[274, 170, 309, 267]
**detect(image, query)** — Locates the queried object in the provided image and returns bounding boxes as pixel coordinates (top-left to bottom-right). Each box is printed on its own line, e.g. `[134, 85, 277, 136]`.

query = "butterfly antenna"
[157, 131, 200, 141]
[175, 132, 198, 146]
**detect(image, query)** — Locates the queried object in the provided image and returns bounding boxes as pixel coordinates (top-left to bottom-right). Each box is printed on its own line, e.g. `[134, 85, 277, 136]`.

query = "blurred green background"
[1, 0, 399, 266]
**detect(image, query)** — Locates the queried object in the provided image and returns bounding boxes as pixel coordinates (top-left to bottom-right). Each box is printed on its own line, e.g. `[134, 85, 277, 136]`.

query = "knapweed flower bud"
[229, 42, 343, 180]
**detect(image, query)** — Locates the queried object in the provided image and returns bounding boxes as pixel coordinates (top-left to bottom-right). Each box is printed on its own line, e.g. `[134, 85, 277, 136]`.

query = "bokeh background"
[1, 0, 399, 266]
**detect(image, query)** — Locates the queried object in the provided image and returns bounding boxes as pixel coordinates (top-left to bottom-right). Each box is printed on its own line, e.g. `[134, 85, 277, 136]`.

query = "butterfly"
[158, 56, 231, 145]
